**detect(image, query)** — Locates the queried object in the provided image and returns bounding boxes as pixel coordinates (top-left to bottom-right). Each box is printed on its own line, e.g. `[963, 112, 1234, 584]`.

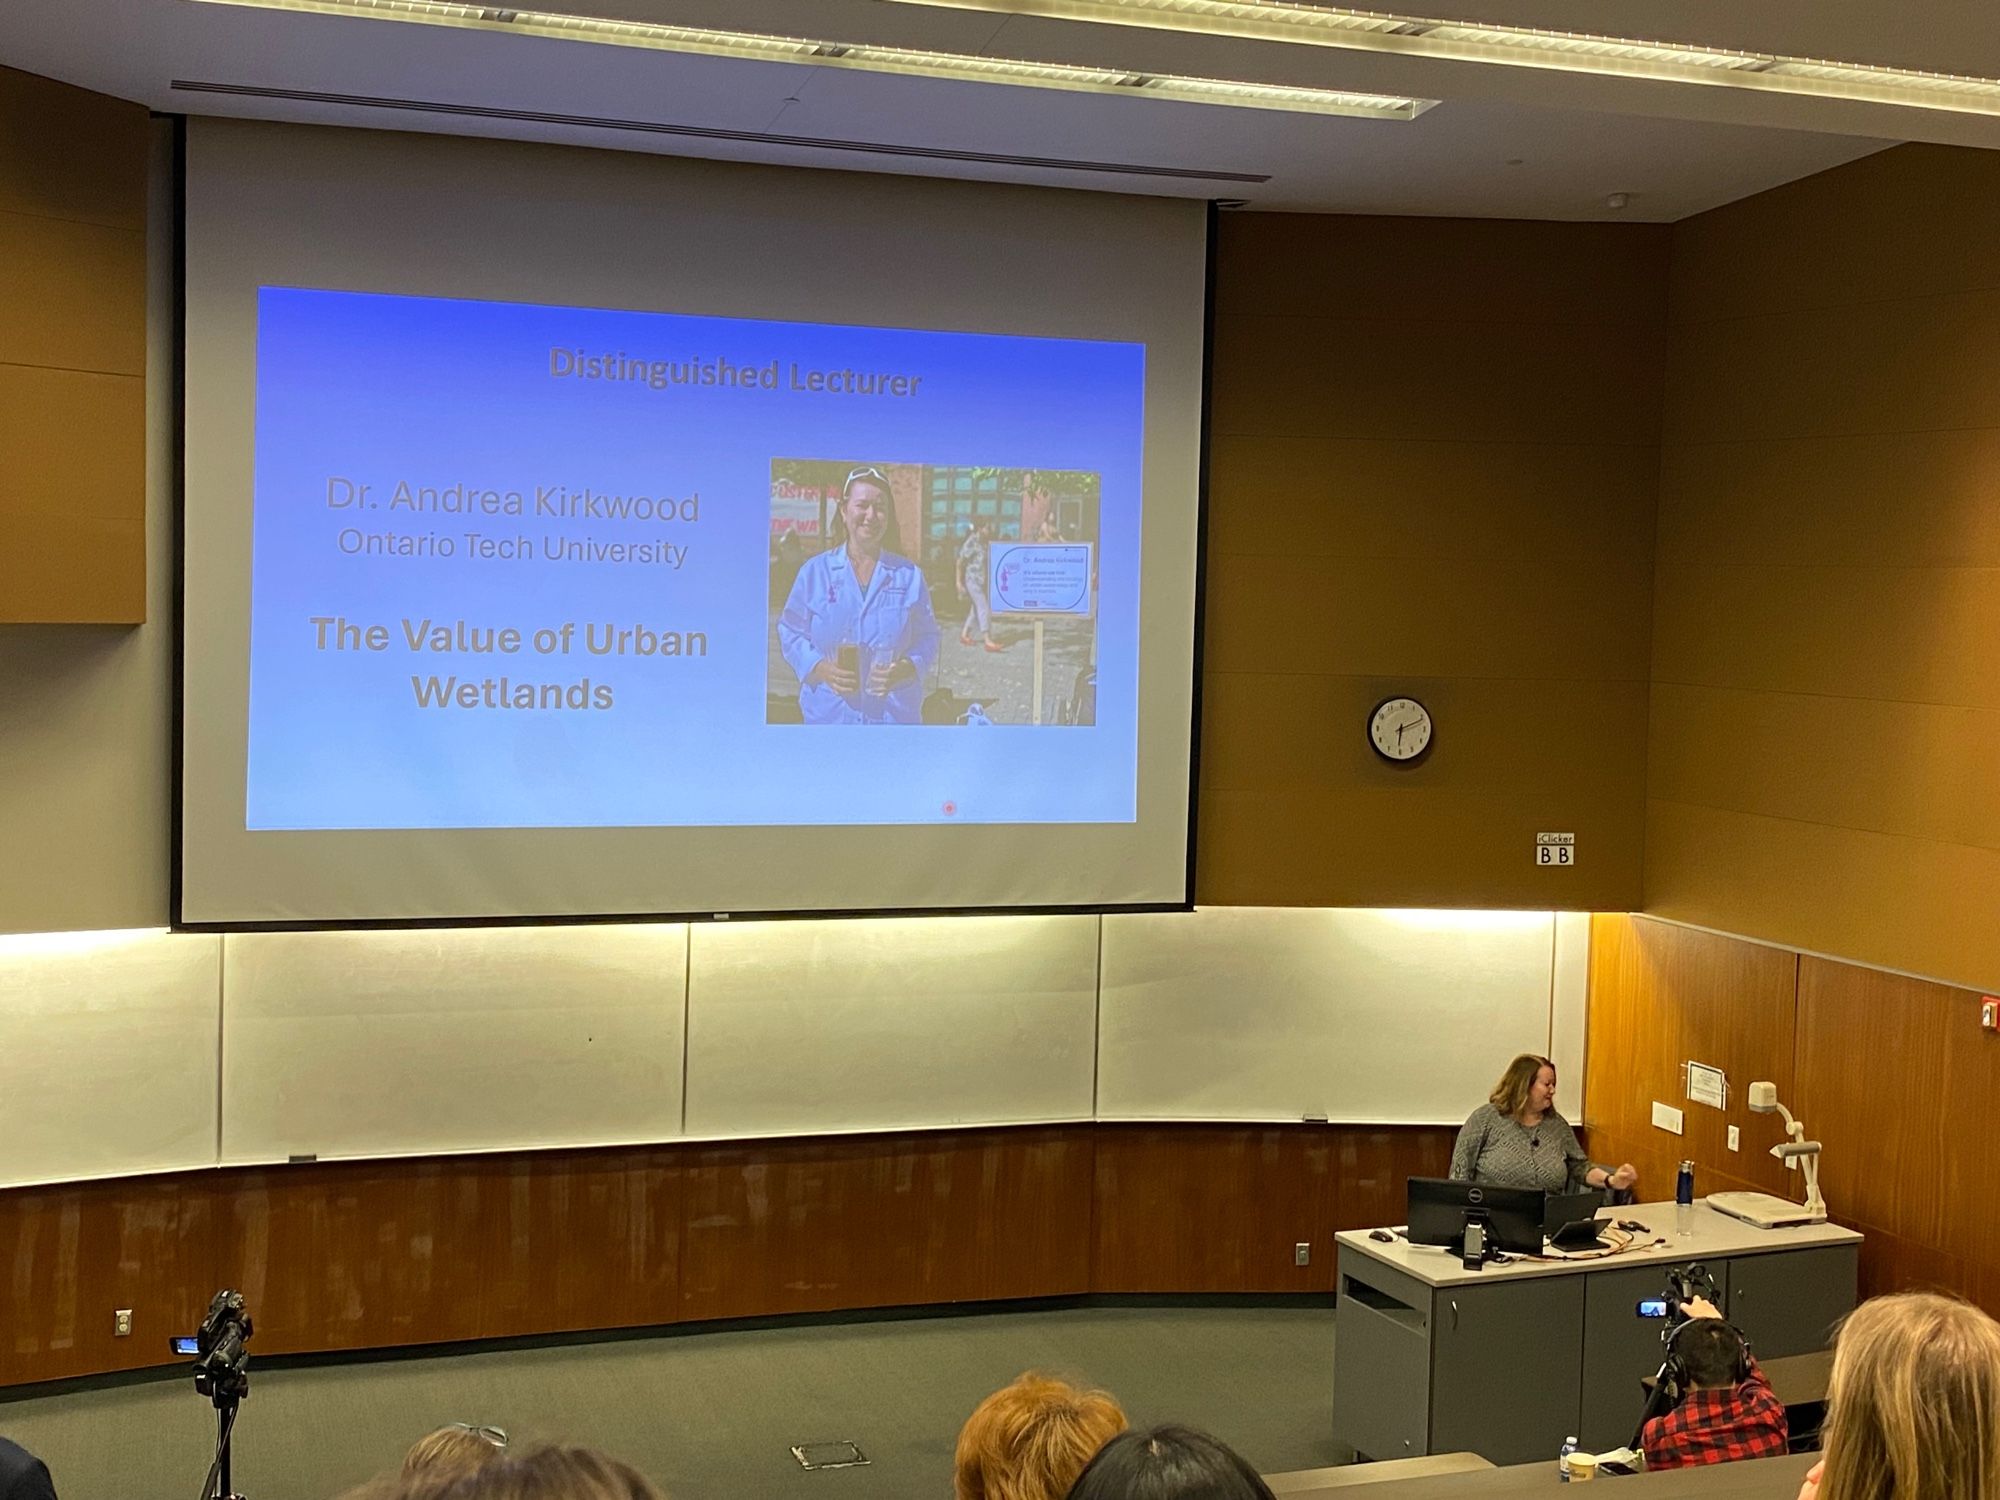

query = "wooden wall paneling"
[1220, 216, 1672, 325]
[1198, 213, 1663, 911]
[1326, 1127, 1455, 1235]
[677, 1128, 1092, 1322]
[1649, 684, 2000, 855]
[0, 208, 147, 375]
[1652, 562, 2000, 710]
[1208, 435, 1659, 566]
[0, 1174, 218, 1387]
[0, 67, 148, 626]
[1665, 146, 2000, 325]
[1092, 1125, 1341, 1294]
[1584, 916, 1797, 1200]
[1652, 142, 2000, 995]
[1644, 803, 2000, 1002]
[1794, 959, 1960, 1262]
[0, 66, 149, 229]
[1658, 429, 2000, 570]
[1198, 676, 1648, 909]
[217, 1149, 681, 1355]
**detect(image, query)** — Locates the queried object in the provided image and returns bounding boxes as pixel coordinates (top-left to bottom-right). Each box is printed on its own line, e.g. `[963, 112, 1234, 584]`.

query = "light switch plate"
[1728, 1125, 1741, 1152]
[1295, 1242, 1311, 1266]
[1652, 1101, 1685, 1135]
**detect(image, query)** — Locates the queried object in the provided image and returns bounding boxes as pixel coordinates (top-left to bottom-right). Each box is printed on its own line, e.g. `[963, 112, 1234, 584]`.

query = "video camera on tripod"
[1636, 1264, 1722, 1337]
[173, 1289, 254, 1500]
[1629, 1264, 1748, 1447]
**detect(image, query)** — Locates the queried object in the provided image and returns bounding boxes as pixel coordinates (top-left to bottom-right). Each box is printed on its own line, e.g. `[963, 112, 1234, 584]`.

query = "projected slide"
[246, 288, 1145, 831]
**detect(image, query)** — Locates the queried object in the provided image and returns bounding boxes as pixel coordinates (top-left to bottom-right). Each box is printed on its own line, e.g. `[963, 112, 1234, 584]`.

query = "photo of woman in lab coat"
[776, 465, 940, 725]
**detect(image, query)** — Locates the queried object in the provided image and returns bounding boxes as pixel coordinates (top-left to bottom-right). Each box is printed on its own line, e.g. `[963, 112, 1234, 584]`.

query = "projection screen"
[180, 118, 1207, 925]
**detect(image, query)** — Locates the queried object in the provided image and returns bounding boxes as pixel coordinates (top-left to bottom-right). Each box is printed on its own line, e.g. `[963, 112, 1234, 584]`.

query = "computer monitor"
[1406, 1177, 1546, 1257]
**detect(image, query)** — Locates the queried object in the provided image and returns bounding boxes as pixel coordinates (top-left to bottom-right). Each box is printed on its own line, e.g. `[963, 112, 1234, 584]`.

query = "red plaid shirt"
[1641, 1359, 1789, 1469]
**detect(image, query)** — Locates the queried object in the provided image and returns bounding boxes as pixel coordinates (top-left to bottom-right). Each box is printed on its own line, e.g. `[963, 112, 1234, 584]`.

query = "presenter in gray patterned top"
[1450, 1054, 1639, 1195]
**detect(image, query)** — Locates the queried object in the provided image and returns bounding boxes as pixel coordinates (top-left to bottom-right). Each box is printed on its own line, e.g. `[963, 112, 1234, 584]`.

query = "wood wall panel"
[1650, 143, 2000, 992]
[1208, 438, 1659, 567]
[1221, 216, 1671, 325]
[1090, 1125, 1451, 1294]
[1586, 915, 2000, 1318]
[1645, 802, 2000, 1000]
[1211, 313, 1664, 446]
[1658, 429, 2000, 569]
[0, 66, 149, 229]
[1198, 214, 1663, 910]
[1584, 916, 1796, 1200]
[1649, 684, 2000, 853]
[0, 1173, 217, 1387]
[0, 1123, 1459, 1388]
[678, 1128, 1094, 1322]
[0, 67, 147, 625]
[1794, 960, 1953, 1254]
[1652, 562, 2000, 710]
[0, 208, 147, 375]
[1665, 144, 2000, 324]
[218, 1149, 682, 1355]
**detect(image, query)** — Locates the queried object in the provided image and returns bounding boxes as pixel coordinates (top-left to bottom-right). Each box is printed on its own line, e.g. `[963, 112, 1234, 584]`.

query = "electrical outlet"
[114, 1309, 133, 1338]
[1294, 1242, 1311, 1266]
[1728, 1126, 1740, 1152]
[1652, 1101, 1685, 1135]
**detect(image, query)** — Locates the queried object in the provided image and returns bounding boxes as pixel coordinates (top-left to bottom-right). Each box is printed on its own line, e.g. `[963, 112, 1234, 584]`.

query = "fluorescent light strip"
[884, 0, 2000, 117]
[184, 0, 1435, 119]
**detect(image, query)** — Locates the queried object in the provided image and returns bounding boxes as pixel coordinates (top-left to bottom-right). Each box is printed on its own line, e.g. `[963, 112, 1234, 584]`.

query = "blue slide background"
[246, 288, 1146, 831]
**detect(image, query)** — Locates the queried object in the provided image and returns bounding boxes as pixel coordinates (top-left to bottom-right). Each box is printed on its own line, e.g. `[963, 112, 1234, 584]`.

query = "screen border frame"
[167, 130, 1215, 933]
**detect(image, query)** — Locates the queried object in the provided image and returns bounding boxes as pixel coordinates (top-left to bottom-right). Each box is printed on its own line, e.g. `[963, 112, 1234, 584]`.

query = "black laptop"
[1544, 1189, 1609, 1248]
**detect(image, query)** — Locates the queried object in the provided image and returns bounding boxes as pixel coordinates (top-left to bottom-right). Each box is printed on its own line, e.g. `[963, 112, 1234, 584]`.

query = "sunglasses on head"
[843, 465, 891, 494]
[448, 1424, 509, 1449]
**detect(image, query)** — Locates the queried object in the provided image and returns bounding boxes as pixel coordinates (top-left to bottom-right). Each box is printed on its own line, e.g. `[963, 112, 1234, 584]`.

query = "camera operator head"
[1674, 1303, 1750, 1391]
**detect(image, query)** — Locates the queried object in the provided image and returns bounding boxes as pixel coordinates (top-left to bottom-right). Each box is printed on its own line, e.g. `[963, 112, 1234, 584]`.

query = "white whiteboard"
[0, 929, 221, 1187]
[684, 914, 1098, 1139]
[220, 924, 687, 1163]
[1097, 908, 1562, 1124]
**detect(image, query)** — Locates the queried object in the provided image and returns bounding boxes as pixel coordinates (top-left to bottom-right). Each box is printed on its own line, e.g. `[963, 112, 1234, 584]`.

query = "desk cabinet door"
[1730, 1246, 1858, 1357]
[1430, 1278, 1583, 1466]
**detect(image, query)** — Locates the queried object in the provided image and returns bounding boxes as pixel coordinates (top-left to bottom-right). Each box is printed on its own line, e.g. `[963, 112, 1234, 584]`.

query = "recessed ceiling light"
[879, 0, 2000, 118]
[182, 0, 1439, 119]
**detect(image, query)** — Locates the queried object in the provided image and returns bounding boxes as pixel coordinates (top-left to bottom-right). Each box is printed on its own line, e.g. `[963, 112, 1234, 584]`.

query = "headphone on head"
[1665, 1313, 1752, 1388]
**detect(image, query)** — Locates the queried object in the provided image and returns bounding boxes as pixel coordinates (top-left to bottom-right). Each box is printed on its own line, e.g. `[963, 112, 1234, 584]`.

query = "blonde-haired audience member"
[954, 1372, 1127, 1500]
[343, 1444, 665, 1500]
[1799, 1292, 2000, 1500]
[401, 1425, 508, 1484]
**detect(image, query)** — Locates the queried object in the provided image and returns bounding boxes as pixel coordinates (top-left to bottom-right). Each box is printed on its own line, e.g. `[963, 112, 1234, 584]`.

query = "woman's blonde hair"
[346, 1445, 666, 1500]
[401, 1426, 506, 1483]
[1489, 1054, 1555, 1120]
[954, 1372, 1128, 1500]
[1819, 1293, 2000, 1500]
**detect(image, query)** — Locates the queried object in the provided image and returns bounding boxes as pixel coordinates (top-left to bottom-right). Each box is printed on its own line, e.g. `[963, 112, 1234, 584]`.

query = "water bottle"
[1676, 1159, 1695, 1237]
[1558, 1435, 1579, 1482]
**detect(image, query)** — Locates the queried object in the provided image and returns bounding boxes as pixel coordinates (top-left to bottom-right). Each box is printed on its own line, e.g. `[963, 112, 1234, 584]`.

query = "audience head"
[956, 1372, 1128, 1500]
[1065, 1425, 1275, 1500]
[1489, 1054, 1556, 1121]
[402, 1424, 508, 1483]
[348, 1444, 666, 1500]
[1819, 1292, 2000, 1500]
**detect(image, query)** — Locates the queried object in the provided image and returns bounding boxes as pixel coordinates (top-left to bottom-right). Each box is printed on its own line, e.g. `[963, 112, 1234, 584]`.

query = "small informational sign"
[1534, 832, 1576, 867]
[1686, 1061, 1728, 1110]
[990, 543, 1093, 616]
